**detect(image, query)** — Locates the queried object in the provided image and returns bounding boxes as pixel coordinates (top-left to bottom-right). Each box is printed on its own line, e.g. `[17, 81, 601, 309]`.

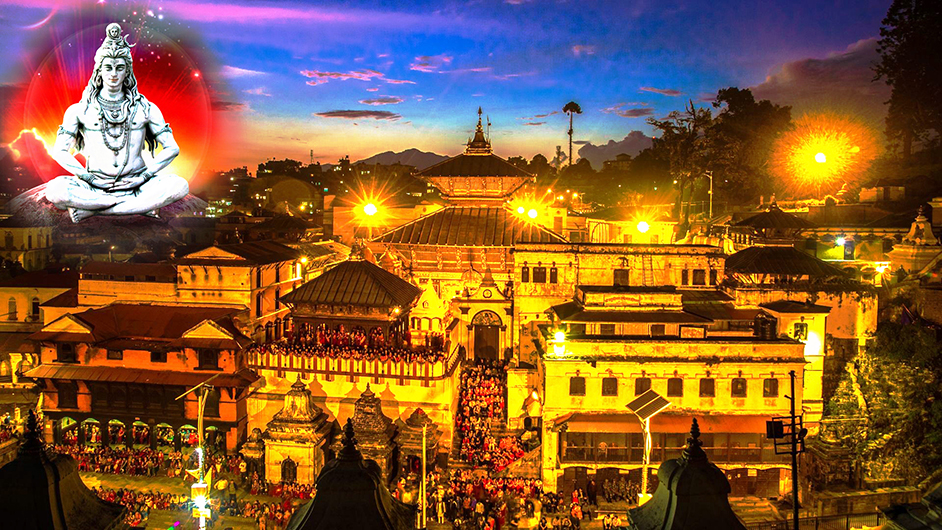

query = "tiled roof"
[418, 153, 533, 178]
[283, 260, 421, 309]
[40, 288, 78, 308]
[551, 301, 712, 324]
[735, 203, 815, 229]
[373, 206, 567, 246]
[23, 364, 259, 388]
[81, 261, 177, 280]
[725, 246, 847, 277]
[29, 304, 249, 346]
[0, 270, 78, 289]
[177, 241, 301, 265]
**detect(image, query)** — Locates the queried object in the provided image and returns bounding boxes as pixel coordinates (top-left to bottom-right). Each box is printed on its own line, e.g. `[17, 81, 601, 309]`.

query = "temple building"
[263, 376, 333, 485]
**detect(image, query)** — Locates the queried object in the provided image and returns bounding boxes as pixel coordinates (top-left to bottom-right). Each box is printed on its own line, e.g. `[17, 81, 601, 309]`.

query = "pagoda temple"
[396, 407, 442, 478]
[369, 109, 566, 363]
[264, 375, 334, 484]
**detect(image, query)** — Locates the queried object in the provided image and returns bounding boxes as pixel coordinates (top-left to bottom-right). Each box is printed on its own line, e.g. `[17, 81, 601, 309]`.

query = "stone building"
[0, 214, 54, 272]
[263, 376, 333, 484]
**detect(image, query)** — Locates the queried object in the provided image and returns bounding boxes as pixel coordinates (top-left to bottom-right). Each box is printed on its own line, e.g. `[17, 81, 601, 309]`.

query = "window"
[793, 322, 809, 341]
[699, 378, 715, 397]
[709, 269, 718, 285]
[521, 266, 530, 283]
[550, 266, 558, 284]
[763, 378, 779, 397]
[204, 389, 221, 418]
[614, 268, 630, 287]
[667, 377, 684, 397]
[634, 377, 651, 395]
[602, 377, 618, 396]
[7, 297, 16, 320]
[569, 376, 586, 396]
[56, 343, 76, 363]
[275, 266, 280, 283]
[27, 235, 32, 249]
[600, 324, 616, 336]
[107, 349, 123, 360]
[681, 269, 689, 285]
[256, 293, 263, 317]
[623, 234, 633, 244]
[57, 381, 78, 409]
[533, 266, 547, 283]
[151, 350, 167, 363]
[256, 268, 262, 287]
[650, 235, 659, 244]
[731, 377, 748, 398]
[651, 324, 666, 336]
[198, 349, 219, 370]
[274, 288, 280, 310]
[30, 297, 40, 318]
[693, 269, 706, 285]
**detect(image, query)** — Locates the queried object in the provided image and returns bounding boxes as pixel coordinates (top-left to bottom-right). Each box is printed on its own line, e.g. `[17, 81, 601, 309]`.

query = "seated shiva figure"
[46, 23, 189, 223]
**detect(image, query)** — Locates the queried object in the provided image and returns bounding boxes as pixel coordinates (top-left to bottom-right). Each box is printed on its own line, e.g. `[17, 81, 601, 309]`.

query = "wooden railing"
[246, 344, 463, 382]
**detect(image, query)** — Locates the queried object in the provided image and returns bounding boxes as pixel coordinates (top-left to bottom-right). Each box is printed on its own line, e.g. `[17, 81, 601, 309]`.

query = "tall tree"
[563, 101, 583, 167]
[707, 87, 792, 203]
[874, 0, 942, 158]
[647, 101, 712, 227]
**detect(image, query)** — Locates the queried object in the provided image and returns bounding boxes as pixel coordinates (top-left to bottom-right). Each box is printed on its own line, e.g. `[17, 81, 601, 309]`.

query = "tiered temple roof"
[0, 411, 128, 530]
[373, 206, 566, 246]
[286, 419, 415, 530]
[283, 260, 421, 311]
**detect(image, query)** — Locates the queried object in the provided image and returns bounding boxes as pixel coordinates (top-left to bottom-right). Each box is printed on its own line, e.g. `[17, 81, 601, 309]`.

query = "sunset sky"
[0, 0, 893, 175]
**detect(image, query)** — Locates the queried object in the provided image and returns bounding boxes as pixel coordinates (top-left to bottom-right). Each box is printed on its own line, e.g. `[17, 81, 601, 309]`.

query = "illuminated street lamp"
[517, 206, 526, 214]
[627, 389, 671, 505]
[527, 208, 538, 220]
[814, 152, 827, 164]
[552, 329, 566, 356]
[363, 202, 379, 216]
[636, 221, 650, 234]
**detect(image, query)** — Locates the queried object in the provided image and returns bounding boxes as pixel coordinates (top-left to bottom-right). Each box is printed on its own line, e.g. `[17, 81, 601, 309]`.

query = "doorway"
[282, 457, 298, 483]
[474, 325, 500, 360]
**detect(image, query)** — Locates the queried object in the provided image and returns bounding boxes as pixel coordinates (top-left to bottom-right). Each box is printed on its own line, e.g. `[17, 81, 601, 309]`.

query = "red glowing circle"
[23, 24, 212, 183]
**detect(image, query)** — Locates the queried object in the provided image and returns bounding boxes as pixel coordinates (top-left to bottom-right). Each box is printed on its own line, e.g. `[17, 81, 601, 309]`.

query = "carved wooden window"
[693, 269, 706, 285]
[521, 266, 530, 283]
[699, 378, 715, 397]
[550, 266, 558, 284]
[731, 377, 748, 398]
[56, 342, 76, 363]
[634, 377, 651, 396]
[57, 381, 78, 409]
[613, 268, 630, 287]
[533, 266, 547, 283]
[601, 377, 618, 397]
[763, 378, 779, 397]
[667, 378, 684, 397]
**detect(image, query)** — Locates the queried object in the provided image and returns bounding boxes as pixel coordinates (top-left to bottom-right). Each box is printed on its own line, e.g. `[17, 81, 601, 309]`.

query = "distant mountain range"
[354, 149, 450, 170]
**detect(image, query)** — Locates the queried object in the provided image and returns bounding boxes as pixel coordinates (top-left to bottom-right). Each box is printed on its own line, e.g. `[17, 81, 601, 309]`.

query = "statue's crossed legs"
[45, 172, 189, 223]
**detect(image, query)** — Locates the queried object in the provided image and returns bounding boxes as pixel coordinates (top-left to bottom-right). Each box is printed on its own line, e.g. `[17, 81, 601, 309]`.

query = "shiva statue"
[46, 23, 189, 222]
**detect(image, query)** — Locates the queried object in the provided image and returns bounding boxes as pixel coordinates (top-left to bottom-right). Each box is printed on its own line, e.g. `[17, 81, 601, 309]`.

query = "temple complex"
[263, 376, 333, 484]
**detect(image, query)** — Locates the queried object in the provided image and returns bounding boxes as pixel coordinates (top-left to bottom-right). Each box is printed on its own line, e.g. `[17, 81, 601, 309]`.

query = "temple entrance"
[282, 458, 297, 484]
[471, 310, 503, 361]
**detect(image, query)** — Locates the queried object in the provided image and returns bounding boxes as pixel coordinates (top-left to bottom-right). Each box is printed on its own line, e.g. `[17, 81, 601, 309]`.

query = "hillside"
[354, 149, 450, 170]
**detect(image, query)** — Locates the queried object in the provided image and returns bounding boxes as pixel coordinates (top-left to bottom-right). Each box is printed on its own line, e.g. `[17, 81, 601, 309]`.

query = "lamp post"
[421, 423, 427, 529]
[704, 170, 714, 219]
[176, 373, 223, 530]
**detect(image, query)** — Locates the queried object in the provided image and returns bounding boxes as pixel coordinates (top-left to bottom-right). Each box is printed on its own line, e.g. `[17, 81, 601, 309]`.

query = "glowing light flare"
[771, 113, 878, 193]
[362, 203, 378, 216]
[517, 206, 525, 214]
[636, 221, 650, 234]
[554, 330, 565, 342]
[835, 237, 846, 246]
[527, 208, 538, 219]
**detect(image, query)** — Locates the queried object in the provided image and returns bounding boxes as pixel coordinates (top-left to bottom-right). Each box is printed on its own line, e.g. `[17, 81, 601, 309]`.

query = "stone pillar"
[174, 428, 182, 452]
[101, 422, 110, 446]
[149, 420, 157, 450]
[78, 422, 86, 445]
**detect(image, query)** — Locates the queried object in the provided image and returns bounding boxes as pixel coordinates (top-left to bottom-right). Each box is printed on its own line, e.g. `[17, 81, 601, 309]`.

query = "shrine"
[263, 375, 334, 484]
[332, 384, 398, 483]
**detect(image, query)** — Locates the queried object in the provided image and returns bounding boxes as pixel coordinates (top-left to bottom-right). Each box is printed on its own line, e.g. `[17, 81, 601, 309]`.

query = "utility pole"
[176, 373, 224, 530]
[705, 170, 714, 219]
[767, 370, 808, 530]
[421, 423, 427, 529]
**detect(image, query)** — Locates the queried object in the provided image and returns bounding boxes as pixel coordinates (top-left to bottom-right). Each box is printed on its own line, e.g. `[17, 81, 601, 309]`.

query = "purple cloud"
[314, 110, 401, 121]
[523, 122, 545, 126]
[220, 65, 265, 78]
[640, 86, 682, 96]
[521, 111, 559, 120]
[572, 45, 596, 57]
[366, 87, 380, 92]
[359, 96, 405, 105]
[301, 68, 415, 86]
[410, 54, 453, 72]
[245, 87, 271, 97]
[751, 38, 888, 124]
[601, 102, 654, 118]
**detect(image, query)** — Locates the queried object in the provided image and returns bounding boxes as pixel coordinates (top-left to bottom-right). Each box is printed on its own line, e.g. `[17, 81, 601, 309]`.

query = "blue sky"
[0, 0, 893, 169]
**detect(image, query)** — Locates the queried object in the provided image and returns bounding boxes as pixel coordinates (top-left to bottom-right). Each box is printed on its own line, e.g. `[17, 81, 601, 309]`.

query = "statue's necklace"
[97, 96, 133, 168]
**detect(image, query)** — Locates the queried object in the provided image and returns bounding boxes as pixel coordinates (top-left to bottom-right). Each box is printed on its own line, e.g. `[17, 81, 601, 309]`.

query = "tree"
[874, 0, 942, 158]
[824, 321, 942, 484]
[647, 101, 712, 227]
[529, 154, 555, 181]
[707, 87, 792, 203]
[507, 156, 529, 171]
[563, 101, 583, 167]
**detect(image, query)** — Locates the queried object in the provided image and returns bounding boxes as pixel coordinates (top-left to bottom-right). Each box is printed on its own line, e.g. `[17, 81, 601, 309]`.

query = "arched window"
[281, 458, 297, 484]
[256, 293, 263, 317]
[4, 232, 12, 249]
[7, 297, 16, 320]
[30, 297, 40, 319]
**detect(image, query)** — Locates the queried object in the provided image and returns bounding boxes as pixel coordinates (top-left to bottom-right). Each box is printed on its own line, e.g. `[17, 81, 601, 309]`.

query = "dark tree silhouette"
[563, 101, 583, 166]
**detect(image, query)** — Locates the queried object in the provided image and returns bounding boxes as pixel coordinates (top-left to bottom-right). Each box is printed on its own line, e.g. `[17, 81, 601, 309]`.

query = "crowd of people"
[436, 470, 543, 529]
[56, 445, 182, 477]
[248, 324, 447, 364]
[456, 360, 525, 472]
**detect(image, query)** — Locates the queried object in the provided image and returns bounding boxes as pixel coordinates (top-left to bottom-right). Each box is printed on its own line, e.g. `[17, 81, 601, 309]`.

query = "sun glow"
[771, 113, 878, 194]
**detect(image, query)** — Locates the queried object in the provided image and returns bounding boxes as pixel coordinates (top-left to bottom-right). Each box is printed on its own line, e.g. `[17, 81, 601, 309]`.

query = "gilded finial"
[339, 418, 360, 460]
[683, 418, 706, 460]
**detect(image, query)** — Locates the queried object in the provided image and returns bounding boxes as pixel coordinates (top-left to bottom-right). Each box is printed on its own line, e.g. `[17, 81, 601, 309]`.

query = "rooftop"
[725, 246, 848, 277]
[0, 269, 78, 289]
[24, 364, 259, 389]
[283, 260, 421, 309]
[373, 206, 566, 246]
[734, 202, 816, 230]
[177, 240, 302, 265]
[760, 300, 832, 314]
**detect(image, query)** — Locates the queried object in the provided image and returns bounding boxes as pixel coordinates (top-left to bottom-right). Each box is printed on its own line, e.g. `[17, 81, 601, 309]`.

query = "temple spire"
[466, 107, 492, 155]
